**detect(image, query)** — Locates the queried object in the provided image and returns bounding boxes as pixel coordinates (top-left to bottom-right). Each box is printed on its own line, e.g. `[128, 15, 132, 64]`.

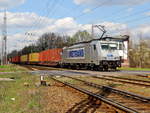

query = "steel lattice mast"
[1, 9, 7, 65]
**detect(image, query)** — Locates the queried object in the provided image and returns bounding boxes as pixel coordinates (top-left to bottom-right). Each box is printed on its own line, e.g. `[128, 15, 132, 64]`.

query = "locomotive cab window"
[110, 44, 117, 50]
[101, 44, 109, 50]
[101, 43, 117, 50]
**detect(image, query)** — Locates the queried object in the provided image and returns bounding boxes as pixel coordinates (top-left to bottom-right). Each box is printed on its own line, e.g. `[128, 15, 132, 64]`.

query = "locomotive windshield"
[101, 43, 117, 50]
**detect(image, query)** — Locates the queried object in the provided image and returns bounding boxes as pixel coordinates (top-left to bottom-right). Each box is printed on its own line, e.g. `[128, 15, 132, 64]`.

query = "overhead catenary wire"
[74, 0, 113, 20]
[30, 0, 112, 30]
[112, 7, 150, 22]
[26, 0, 64, 49]
[11, 0, 55, 37]
[18, 1, 150, 46]
[27, 0, 130, 35]
[57, 4, 82, 19]
[34, 0, 114, 36]
[84, 6, 150, 36]
[50, 0, 150, 38]
[23, 0, 59, 48]
[28, 0, 56, 31]
[14, 0, 53, 51]
[29, 0, 150, 40]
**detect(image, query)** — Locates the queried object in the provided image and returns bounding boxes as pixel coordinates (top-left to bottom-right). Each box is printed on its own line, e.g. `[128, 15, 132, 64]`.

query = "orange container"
[39, 48, 62, 66]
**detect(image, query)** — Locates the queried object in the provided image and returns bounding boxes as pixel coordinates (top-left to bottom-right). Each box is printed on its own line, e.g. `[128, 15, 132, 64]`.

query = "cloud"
[83, 8, 92, 13]
[144, 11, 150, 16]
[27, 17, 82, 37]
[131, 25, 150, 37]
[101, 21, 127, 32]
[3, 12, 149, 53]
[127, 8, 133, 12]
[7, 33, 38, 52]
[74, 0, 150, 6]
[0, 12, 54, 31]
[6, 15, 128, 52]
[0, 0, 25, 9]
[6, 17, 80, 52]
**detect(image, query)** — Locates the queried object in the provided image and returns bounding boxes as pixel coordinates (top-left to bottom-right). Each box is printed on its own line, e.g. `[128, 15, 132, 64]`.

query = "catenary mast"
[1, 9, 7, 65]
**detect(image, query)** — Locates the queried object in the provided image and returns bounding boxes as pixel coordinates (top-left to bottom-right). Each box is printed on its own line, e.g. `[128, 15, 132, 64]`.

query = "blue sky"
[7, 0, 150, 25]
[0, 0, 150, 52]
[0, 0, 149, 30]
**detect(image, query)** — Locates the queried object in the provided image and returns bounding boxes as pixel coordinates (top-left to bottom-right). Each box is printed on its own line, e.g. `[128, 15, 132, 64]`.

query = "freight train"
[10, 39, 121, 71]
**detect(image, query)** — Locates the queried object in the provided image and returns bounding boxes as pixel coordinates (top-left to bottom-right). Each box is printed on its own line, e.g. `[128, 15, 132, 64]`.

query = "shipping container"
[20, 55, 29, 63]
[12, 56, 20, 64]
[39, 48, 62, 66]
[29, 53, 39, 64]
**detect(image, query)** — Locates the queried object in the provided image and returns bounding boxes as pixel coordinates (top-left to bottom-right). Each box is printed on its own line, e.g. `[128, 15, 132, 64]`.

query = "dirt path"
[0, 78, 14, 81]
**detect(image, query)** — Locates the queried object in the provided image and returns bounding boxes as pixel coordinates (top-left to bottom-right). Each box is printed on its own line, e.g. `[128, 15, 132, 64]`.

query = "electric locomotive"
[61, 39, 121, 70]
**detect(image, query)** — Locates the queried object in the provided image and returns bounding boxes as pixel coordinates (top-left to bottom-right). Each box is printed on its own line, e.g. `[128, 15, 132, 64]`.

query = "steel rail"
[92, 76, 150, 87]
[101, 75, 150, 84]
[50, 77, 138, 113]
[63, 75, 150, 102]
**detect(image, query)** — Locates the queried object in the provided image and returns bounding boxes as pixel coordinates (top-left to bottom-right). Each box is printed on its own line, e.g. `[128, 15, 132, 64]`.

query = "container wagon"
[11, 56, 20, 64]
[39, 48, 62, 66]
[29, 53, 39, 64]
[20, 55, 29, 64]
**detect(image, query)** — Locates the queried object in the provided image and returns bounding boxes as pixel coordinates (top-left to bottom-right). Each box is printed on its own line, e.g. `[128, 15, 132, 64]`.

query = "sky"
[0, 0, 150, 52]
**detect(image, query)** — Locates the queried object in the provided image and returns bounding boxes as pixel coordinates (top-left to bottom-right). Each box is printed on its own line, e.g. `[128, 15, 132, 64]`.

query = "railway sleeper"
[51, 77, 139, 113]
[64, 75, 150, 102]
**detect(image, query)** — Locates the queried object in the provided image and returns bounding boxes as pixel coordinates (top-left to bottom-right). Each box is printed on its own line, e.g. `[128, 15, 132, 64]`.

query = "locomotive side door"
[90, 43, 99, 65]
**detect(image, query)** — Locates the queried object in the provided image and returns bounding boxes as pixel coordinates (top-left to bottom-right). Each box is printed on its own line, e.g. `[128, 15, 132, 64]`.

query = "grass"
[0, 64, 28, 72]
[0, 71, 45, 113]
[118, 67, 150, 71]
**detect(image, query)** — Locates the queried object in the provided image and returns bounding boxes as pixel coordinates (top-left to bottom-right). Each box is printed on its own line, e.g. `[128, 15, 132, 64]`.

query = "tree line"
[8, 30, 92, 57]
[129, 39, 150, 68]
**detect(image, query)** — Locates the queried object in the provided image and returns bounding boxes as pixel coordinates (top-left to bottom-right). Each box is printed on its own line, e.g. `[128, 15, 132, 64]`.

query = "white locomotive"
[61, 39, 121, 71]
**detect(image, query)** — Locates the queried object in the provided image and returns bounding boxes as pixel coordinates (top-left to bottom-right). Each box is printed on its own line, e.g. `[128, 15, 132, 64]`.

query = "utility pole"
[1, 9, 7, 65]
[1, 24, 3, 65]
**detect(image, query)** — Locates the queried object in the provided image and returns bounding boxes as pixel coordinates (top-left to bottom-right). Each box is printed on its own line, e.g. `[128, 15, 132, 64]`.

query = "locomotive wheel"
[112, 67, 117, 71]
[104, 66, 108, 71]
[76, 65, 80, 70]
[86, 66, 91, 70]
[71, 65, 76, 70]
[97, 67, 103, 71]
[91, 66, 95, 71]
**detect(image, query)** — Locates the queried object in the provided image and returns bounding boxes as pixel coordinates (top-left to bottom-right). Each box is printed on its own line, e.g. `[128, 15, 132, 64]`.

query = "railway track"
[101, 75, 150, 84]
[48, 73, 150, 113]
[63, 76, 150, 102]
[24, 65, 150, 87]
[24, 64, 150, 87]
[22, 64, 149, 77]
[24, 65, 150, 112]
[92, 75, 150, 87]
[51, 77, 137, 113]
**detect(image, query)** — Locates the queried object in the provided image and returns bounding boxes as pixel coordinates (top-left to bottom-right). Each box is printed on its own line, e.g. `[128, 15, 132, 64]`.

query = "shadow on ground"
[66, 84, 116, 113]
